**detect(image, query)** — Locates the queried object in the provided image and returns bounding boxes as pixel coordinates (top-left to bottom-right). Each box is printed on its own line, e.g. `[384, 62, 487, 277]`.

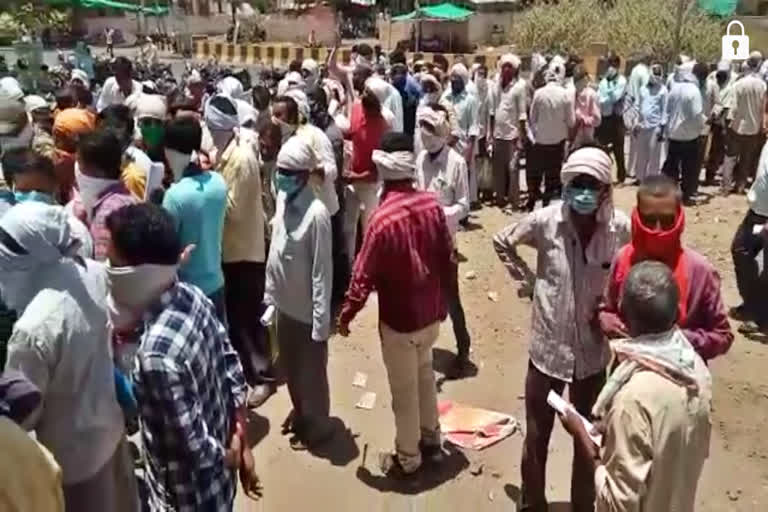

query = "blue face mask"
[14, 190, 55, 205]
[563, 185, 600, 215]
[275, 170, 305, 198]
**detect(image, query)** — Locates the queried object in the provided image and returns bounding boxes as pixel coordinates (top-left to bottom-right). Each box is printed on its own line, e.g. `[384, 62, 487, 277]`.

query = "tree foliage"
[510, 0, 723, 62]
[0, 3, 71, 38]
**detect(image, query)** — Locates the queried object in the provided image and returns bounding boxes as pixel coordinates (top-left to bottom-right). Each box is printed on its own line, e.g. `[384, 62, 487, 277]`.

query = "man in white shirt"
[730, 138, 768, 334]
[443, 63, 480, 205]
[489, 53, 527, 209]
[528, 69, 574, 211]
[661, 63, 706, 205]
[95, 57, 140, 113]
[721, 52, 767, 195]
[415, 105, 472, 377]
[1, 202, 137, 512]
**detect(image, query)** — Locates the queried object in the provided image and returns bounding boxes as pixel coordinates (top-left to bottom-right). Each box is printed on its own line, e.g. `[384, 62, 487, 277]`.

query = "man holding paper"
[560, 261, 712, 512]
[493, 146, 630, 512]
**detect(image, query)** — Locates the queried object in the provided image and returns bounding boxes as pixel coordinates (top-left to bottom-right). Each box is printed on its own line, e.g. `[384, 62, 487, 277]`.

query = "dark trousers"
[492, 138, 519, 206]
[731, 209, 768, 323]
[222, 261, 268, 385]
[443, 250, 471, 358]
[277, 311, 331, 441]
[207, 287, 228, 328]
[520, 361, 605, 512]
[706, 125, 726, 183]
[526, 140, 565, 210]
[596, 115, 626, 182]
[726, 130, 764, 188]
[331, 207, 350, 316]
[662, 138, 699, 200]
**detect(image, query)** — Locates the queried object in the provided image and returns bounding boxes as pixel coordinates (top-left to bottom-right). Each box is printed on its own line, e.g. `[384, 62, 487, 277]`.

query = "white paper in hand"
[144, 162, 166, 201]
[547, 390, 602, 446]
[260, 305, 276, 326]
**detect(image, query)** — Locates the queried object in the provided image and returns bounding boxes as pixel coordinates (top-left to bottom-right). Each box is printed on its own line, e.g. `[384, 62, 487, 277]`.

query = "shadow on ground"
[355, 444, 469, 494]
[307, 417, 361, 467]
[504, 484, 571, 511]
[432, 347, 479, 391]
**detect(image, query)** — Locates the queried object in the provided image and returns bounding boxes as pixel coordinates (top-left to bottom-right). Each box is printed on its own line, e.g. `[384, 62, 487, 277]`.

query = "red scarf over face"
[614, 207, 688, 325]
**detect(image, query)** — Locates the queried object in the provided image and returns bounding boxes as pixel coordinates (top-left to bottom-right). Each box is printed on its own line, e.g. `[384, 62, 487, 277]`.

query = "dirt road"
[235, 184, 768, 512]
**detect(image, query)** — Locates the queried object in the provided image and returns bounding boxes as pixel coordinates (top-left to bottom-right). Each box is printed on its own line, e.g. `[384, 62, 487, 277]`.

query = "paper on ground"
[355, 391, 376, 410]
[547, 390, 602, 446]
[352, 372, 368, 388]
[438, 400, 519, 450]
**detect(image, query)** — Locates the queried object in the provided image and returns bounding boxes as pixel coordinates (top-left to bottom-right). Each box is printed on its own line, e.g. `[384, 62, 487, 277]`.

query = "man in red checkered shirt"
[338, 132, 455, 478]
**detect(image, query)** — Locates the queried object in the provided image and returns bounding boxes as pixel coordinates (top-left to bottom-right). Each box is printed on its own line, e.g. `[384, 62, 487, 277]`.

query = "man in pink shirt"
[571, 65, 601, 148]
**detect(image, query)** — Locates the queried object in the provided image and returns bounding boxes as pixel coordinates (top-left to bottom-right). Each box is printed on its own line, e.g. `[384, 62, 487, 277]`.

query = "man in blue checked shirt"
[105, 203, 261, 511]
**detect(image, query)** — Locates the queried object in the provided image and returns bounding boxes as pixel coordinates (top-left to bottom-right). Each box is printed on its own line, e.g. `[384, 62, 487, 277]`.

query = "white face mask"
[421, 131, 445, 154]
[106, 262, 179, 329]
[272, 116, 297, 143]
[165, 148, 192, 182]
[75, 163, 120, 219]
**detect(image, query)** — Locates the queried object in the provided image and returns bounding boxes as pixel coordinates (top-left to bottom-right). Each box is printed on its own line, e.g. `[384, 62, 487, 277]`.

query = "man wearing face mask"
[661, 62, 706, 206]
[493, 147, 630, 512]
[342, 75, 392, 267]
[571, 65, 601, 149]
[443, 64, 480, 206]
[103, 203, 259, 510]
[162, 117, 229, 322]
[632, 63, 668, 182]
[528, 69, 575, 211]
[1, 202, 138, 512]
[70, 130, 137, 261]
[599, 175, 733, 360]
[265, 136, 333, 450]
[2, 148, 93, 258]
[415, 105, 472, 378]
[489, 53, 527, 209]
[597, 52, 628, 184]
[390, 52, 422, 137]
[134, 93, 168, 164]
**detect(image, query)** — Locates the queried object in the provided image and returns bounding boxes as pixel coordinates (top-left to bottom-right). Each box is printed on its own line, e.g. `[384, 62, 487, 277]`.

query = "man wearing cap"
[415, 105, 473, 378]
[493, 146, 630, 512]
[134, 93, 168, 163]
[265, 136, 333, 450]
[528, 68, 575, 211]
[721, 51, 767, 195]
[443, 63, 480, 204]
[339, 132, 454, 478]
[489, 53, 527, 209]
[96, 57, 141, 113]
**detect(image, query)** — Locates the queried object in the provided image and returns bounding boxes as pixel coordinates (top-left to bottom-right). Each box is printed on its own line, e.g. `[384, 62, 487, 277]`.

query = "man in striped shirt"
[338, 132, 455, 478]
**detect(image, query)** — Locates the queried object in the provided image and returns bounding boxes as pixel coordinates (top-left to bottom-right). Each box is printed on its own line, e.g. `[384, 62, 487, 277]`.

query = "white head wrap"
[23, 95, 49, 114]
[285, 88, 310, 122]
[450, 63, 469, 83]
[372, 149, 415, 181]
[217, 76, 245, 99]
[276, 136, 316, 171]
[0, 77, 23, 102]
[204, 95, 239, 133]
[69, 69, 90, 90]
[186, 69, 203, 85]
[417, 105, 450, 138]
[500, 53, 522, 70]
[364, 76, 391, 104]
[419, 73, 443, 96]
[134, 93, 167, 121]
[561, 146, 614, 222]
[235, 99, 258, 127]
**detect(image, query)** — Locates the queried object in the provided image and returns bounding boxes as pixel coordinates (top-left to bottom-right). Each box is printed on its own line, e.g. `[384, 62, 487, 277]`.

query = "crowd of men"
[2, 39, 768, 511]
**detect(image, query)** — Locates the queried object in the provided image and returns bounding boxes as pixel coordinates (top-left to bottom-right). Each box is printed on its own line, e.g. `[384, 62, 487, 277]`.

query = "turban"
[419, 73, 443, 95]
[717, 60, 731, 72]
[52, 108, 96, 141]
[450, 63, 469, 83]
[0, 77, 23, 102]
[365, 76, 391, 103]
[23, 95, 49, 114]
[285, 88, 310, 122]
[561, 146, 613, 186]
[69, 69, 90, 90]
[499, 53, 522, 70]
[134, 93, 167, 120]
[204, 95, 239, 131]
[302, 59, 318, 75]
[217, 76, 245, 99]
[276, 136, 316, 171]
[372, 149, 414, 181]
[750, 50, 763, 61]
[277, 72, 305, 96]
[417, 105, 450, 138]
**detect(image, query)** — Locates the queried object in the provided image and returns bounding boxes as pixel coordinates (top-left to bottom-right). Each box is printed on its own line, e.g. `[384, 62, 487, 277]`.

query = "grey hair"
[620, 261, 679, 335]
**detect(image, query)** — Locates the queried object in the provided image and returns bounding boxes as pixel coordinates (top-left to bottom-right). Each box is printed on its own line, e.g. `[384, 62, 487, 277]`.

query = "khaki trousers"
[379, 321, 441, 473]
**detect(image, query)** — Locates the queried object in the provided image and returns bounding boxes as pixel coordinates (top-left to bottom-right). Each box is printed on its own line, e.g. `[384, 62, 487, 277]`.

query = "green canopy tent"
[697, 0, 738, 16]
[43, 0, 169, 15]
[391, 2, 474, 52]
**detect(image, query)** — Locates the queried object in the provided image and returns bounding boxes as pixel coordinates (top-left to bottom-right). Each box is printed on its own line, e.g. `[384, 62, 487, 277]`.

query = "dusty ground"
[235, 183, 768, 512]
